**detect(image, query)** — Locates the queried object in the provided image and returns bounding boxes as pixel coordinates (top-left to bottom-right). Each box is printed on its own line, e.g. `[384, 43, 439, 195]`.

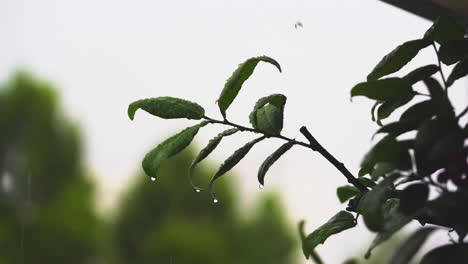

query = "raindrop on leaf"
[150, 177, 156, 182]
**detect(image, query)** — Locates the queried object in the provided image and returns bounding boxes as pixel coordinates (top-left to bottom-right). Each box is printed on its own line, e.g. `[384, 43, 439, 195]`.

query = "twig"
[432, 42, 448, 91]
[202, 115, 369, 193]
[299, 127, 369, 193]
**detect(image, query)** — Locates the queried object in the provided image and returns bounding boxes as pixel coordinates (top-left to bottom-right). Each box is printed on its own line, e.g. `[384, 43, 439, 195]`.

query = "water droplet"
[150, 177, 156, 182]
[213, 199, 218, 204]
[195, 189, 201, 193]
[259, 184, 264, 189]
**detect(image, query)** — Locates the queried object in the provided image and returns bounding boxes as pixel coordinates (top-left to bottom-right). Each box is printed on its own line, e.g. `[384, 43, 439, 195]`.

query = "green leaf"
[217, 56, 282, 118]
[189, 128, 239, 190]
[298, 221, 324, 264]
[351, 78, 413, 101]
[404, 64, 439, 84]
[423, 77, 455, 119]
[365, 199, 412, 258]
[390, 228, 437, 264]
[399, 183, 429, 215]
[361, 136, 412, 171]
[370, 162, 397, 181]
[376, 94, 414, 121]
[209, 136, 265, 198]
[439, 39, 468, 65]
[249, 94, 287, 135]
[336, 186, 360, 203]
[367, 39, 431, 81]
[142, 121, 209, 178]
[358, 174, 399, 232]
[302, 211, 356, 259]
[257, 141, 294, 185]
[420, 244, 468, 264]
[447, 58, 468, 87]
[415, 119, 463, 175]
[374, 121, 418, 138]
[399, 100, 435, 123]
[128, 97, 205, 120]
[358, 166, 373, 177]
[424, 16, 466, 45]
[358, 177, 377, 188]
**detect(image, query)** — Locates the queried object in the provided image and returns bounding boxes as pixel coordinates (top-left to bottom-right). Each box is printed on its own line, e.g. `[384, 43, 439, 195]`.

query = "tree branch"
[202, 116, 369, 193]
[299, 126, 369, 193]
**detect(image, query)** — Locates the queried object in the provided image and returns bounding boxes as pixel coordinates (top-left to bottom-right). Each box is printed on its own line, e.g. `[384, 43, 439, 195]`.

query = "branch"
[299, 126, 369, 193]
[202, 116, 369, 193]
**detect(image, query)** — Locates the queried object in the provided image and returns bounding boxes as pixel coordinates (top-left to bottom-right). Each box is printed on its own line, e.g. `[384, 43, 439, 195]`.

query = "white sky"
[1, 0, 467, 263]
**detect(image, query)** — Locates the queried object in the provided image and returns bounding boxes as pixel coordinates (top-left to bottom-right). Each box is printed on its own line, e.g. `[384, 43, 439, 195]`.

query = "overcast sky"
[1, 0, 466, 262]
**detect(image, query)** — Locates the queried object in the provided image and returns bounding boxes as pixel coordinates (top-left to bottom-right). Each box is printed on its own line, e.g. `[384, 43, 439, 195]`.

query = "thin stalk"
[432, 42, 448, 91]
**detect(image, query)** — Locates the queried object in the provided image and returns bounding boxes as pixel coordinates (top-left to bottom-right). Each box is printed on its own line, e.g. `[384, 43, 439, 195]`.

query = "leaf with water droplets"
[217, 56, 282, 118]
[209, 136, 265, 198]
[249, 94, 287, 135]
[257, 141, 294, 185]
[142, 121, 208, 178]
[365, 198, 412, 259]
[189, 128, 239, 190]
[128, 96, 205, 120]
[367, 39, 431, 81]
[302, 211, 356, 259]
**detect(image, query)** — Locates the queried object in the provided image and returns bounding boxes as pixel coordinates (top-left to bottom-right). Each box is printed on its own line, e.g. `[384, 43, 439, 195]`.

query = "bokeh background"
[1, 1, 466, 263]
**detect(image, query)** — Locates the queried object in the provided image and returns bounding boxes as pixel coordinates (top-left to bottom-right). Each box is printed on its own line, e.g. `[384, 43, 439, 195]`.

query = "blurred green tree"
[112, 147, 298, 264]
[0, 72, 99, 264]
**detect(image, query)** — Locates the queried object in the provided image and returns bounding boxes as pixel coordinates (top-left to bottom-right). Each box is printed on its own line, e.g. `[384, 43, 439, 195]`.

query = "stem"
[457, 105, 468, 119]
[432, 42, 448, 91]
[203, 116, 369, 193]
[299, 126, 369, 193]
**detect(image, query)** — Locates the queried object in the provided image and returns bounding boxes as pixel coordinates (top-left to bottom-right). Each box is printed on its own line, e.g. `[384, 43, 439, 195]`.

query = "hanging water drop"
[259, 184, 264, 189]
[213, 199, 218, 204]
[150, 177, 156, 182]
[195, 189, 201, 193]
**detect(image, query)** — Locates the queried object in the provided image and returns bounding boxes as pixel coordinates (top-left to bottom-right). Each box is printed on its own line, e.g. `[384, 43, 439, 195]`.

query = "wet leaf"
[365, 198, 412, 258]
[257, 141, 294, 185]
[209, 136, 265, 197]
[142, 121, 209, 178]
[302, 211, 356, 259]
[367, 39, 431, 81]
[217, 56, 282, 118]
[439, 39, 468, 65]
[447, 58, 468, 87]
[358, 174, 400, 232]
[399, 100, 435, 123]
[404, 64, 439, 84]
[351, 78, 413, 101]
[128, 97, 205, 120]
[424, 16, 466, 45]
[249, 94, 286, 135]
[337, 185, 360, 203]
[189, 128, 239, 189]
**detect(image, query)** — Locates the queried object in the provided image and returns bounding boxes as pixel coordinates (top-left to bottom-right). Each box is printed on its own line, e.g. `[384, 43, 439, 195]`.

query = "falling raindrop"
[213, 199, 218, 204]
[150, 177, 156, 182]
[259, 184, 264, 189]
